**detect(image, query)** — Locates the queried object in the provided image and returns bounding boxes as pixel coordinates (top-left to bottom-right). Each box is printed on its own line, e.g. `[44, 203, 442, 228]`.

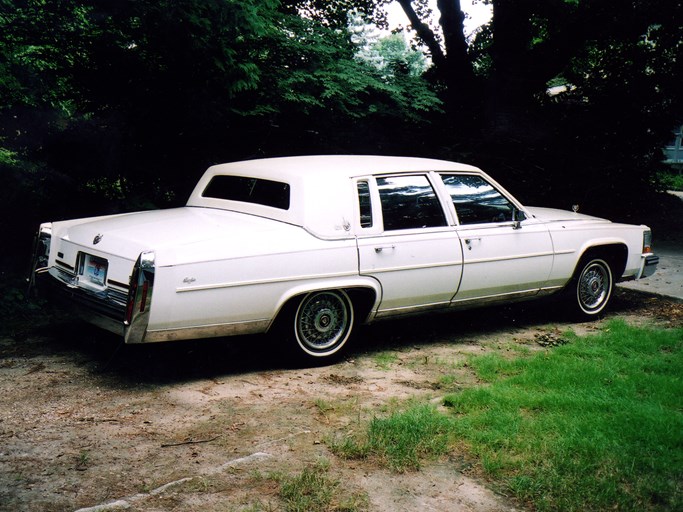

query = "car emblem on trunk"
[93, 234, 103, 245]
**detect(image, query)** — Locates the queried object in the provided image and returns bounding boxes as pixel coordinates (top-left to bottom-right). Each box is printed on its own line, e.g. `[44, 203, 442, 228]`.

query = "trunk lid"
[53, 207, 293, 265]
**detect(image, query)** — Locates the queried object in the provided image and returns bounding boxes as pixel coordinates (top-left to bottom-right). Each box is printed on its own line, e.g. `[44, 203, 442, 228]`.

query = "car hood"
[55, 207, 301, 264]
[525, 206, 609, 224]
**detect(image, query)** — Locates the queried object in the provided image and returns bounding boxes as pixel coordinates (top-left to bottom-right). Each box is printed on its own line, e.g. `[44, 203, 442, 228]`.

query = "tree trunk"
[397, 0, 477, 114]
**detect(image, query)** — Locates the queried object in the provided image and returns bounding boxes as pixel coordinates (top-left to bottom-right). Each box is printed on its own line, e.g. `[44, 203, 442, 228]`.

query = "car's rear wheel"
[291, 290, 354, 361]
[573, 257, 613, 318]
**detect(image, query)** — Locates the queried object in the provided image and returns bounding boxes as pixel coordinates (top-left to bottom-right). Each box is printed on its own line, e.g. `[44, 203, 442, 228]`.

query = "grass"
[336, 320, 683, 511]
[373, 351, 400, 370]
[278, 461, 336, 512]
[435, 374, 459, 390]
[314, 398, 335, 423]
[331, 403, 453, 472]
[272, 460, 368, 512]
[451, 320, 683, 511]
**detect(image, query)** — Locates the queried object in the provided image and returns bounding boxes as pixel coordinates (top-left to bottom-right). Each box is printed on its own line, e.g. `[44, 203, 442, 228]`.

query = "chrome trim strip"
[124, 251, 155, 344]
[373, 300, 452, 318]
[107, 279, 130, 290]
[176, 270, 359, 293]
[539, 285, 563, 294]
[462, 250, 555, 265]
[142, 319, 271, 343]
[56, 259, 75, 271]
[361, 262, 461, 275]
[54, 267, 77, 286]
[450, 288, 540, 305]
[52, 266, 129, 305]
[372, 286, 565, 320]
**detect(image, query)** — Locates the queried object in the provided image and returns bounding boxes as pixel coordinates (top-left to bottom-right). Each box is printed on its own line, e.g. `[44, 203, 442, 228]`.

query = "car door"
[438, 173, 554, 303]
[356, 174, 463, 317]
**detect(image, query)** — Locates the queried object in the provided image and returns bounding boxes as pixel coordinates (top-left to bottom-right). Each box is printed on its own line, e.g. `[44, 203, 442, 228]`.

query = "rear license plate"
[81, 254, 108, 286]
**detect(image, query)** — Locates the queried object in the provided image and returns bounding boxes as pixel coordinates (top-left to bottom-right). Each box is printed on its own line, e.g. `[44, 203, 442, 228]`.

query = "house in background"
[663, 125, 683, 170]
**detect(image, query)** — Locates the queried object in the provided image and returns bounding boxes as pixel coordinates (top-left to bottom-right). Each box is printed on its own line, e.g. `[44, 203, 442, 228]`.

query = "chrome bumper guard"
[641, 254, 659, 279]
[124, 251, 155, 344]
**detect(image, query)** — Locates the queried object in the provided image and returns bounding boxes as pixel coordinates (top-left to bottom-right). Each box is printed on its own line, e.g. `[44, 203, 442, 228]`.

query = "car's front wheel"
[572, 257, 613, 318]
[288, 290, 354, 362]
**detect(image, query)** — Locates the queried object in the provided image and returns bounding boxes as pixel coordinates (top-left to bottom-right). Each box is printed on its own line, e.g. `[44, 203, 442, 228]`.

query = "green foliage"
[280, 0, 389, 30]
[0, 147, 17, 166]
[0, 0, 442, 275]
[350, 11, 428, 77]
[0, 0, 92, 112]
[658, 171, 683, 192]
[245, 12, 440, 126]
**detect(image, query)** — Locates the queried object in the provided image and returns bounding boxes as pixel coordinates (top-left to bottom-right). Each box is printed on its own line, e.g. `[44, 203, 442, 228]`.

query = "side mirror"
[512, 208, 526, 230]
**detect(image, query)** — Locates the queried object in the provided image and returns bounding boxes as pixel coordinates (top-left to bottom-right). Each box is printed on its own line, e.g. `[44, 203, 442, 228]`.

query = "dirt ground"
[1, 288, 681, 512]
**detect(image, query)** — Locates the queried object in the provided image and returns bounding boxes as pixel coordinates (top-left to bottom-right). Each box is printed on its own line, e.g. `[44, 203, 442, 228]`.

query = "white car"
[29, 155, 659, 362]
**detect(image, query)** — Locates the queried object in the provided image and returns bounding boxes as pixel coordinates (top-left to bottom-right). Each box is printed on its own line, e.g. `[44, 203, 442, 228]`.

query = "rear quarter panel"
[146, 231, 360, 332]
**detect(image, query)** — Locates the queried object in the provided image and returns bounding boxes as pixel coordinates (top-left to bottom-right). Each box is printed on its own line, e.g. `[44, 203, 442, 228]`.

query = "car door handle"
[464, 238, 481, 250]
[374, 245, 396, 253]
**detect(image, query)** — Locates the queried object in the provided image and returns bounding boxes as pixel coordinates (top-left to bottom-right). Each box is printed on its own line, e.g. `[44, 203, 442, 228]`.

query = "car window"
[441, 174, 514, 225]
[202, 175, 290, 210]
[357, 180, 373, 228]
[377, 175, 446, 231]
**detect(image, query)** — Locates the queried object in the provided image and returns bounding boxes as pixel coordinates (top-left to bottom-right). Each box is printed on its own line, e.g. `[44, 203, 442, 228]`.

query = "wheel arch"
[266, 278, 381, 333]
[572, 243, 628, 282]
[560, 244, 625, 319]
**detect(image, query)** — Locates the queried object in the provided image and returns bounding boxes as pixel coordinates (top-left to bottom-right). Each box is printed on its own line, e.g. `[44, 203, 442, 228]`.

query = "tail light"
[124, 251, 155, 341]
[643, 229, 653, 254]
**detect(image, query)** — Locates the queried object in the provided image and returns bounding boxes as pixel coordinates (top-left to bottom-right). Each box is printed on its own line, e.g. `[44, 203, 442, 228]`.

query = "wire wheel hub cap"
[314, 308, 334, 332]
[296, 291, 352, 354]
[578, 262, 610, 312]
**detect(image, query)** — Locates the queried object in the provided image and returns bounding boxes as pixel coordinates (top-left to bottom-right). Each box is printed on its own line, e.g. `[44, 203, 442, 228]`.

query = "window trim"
[374, 173, 450, 233]
[356, 179, 374, 229]
[353, 177, 383, 235]
[201, 175, 291, 211]
[437, 172, 525, 227]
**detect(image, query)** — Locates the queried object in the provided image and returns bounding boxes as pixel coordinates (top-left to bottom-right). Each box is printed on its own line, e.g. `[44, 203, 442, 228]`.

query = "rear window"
[202, 175, 290, 210]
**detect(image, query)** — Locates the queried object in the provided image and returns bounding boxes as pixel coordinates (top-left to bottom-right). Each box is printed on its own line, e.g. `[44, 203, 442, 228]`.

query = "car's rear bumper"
[35, 269, 127, 336]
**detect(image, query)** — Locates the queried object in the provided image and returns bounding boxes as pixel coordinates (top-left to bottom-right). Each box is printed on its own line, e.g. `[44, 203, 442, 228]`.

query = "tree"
[279, 0, 390, 29]
[394, 0, 681, 118]
[0, 0, 444, 270]
[350, 11, 428, 77]
[238, 10, 441, 155]
[392, 0, 683, 211]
